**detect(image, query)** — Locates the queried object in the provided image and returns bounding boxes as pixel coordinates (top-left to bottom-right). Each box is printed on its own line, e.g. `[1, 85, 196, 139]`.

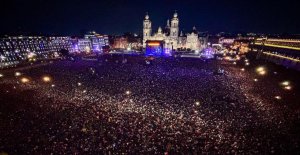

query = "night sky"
[1, 0, 299, 35]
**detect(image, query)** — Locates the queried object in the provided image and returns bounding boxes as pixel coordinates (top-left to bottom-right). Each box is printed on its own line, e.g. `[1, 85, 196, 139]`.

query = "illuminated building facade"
[251, 38, 300, 71]
[111, 33, 142, 50]
[254, 38, 300, 51]
[0, 33, 109, 68]
[219, 37, 235, 46]
[0, 36, 72, 68]
[78, 39, 92, 53]
[83, 33, 109, 53]
[143, 12, 206, 51]
[48, 37, 74, 53]
[112, 37, 128, 49]
[70, 32, 109, 53]
[185, 27, 202, 51]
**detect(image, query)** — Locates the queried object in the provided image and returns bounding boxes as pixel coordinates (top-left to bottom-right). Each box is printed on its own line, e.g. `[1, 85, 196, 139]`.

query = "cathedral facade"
[143, 12, 206, 51]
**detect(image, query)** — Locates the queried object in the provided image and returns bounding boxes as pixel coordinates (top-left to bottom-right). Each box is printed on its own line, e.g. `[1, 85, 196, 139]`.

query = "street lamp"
[125, 90, 131, 95]
[42, 76, 52, 83]
[15, 72, 21, 77]
[20, 77, 30, 83]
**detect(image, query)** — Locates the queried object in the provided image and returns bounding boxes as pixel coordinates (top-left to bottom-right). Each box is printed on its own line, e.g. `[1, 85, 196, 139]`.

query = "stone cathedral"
[143, 12, 206, 51]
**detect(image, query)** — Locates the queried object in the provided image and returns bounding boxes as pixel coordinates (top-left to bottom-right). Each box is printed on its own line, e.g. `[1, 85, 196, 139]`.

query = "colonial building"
[143, 12, 206, 51]
[0, 36, 73, 68]
[112, 37, 128, 49]
[78, 38, 92, 53]
[0, 33, 110, 68]
[110, 33, 142, 50]
[81, 32, 109, 53]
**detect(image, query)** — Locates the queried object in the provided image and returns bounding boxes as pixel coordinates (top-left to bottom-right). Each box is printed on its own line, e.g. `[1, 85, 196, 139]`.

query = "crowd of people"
[0, 55, 299, 154]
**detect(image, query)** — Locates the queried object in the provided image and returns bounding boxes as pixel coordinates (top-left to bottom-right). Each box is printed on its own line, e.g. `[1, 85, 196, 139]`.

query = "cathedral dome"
[173, 12, 178, 18]
[145, 14, 149, 20]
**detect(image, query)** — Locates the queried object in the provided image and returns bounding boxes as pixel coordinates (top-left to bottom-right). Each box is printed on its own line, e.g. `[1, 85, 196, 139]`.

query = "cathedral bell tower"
[170, 11, 179, 39]
[143, 13, 152, 47]
[169, 11, 179, 49]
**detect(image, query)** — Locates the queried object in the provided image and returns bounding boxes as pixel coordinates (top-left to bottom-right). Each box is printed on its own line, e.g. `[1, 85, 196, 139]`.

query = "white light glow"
[256, 67, 265, 72]
[256, 67, 267, 75]
[284, 86, 292, 90]
[15, 72, 21, 77]
[258, 70, 266, 75]
[20, 77, 30, 83]
[275, 96, 282, 100]
[42, 76, 51, 82]
[281, 81, 290, 86]
[125, 90, 131, 95]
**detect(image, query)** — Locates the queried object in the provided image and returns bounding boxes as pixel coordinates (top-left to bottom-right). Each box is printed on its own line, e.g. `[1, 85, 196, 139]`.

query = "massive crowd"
[0, 55, 299, 154]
